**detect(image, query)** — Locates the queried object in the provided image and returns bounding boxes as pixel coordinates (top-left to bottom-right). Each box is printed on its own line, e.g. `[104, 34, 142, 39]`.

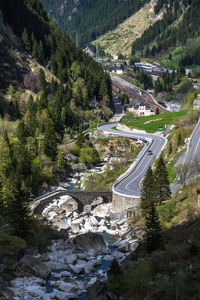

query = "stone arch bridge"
[30, 190, 112, 214]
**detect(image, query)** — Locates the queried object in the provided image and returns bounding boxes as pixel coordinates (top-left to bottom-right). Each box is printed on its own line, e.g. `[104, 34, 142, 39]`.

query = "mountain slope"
[132, 0, 200, 61]
[92, 1, 163, 57]
[41, 0, 149, 48]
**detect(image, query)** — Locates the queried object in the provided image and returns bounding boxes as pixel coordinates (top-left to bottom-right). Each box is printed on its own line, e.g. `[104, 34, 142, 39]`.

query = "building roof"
[128, 98, 151, 110]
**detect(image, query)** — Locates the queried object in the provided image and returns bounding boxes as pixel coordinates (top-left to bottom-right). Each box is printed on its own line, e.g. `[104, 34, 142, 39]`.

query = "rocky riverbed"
[9, 194, 142, 300]
[9, 138, 143, 299]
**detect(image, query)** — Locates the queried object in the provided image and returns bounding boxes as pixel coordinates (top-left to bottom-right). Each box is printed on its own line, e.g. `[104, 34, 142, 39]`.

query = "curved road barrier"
[98, 122, 167, 198]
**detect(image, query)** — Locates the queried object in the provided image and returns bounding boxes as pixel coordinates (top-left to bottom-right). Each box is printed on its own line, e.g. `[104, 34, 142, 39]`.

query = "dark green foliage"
[16, 120, 28, 144]
[168, 141, 172, 155]
[21, 28, 31, 52]
[76, 133, 85, 148]
[107, 259, 122, 278]
[156, 107, 159, 115]
[144, 204, 162, 252]
[6, 181, 31, 238]
[154, 156, 171, 205]
[38, 68, 46, 93]
[118, 94, 129, 105]
[43, 118, 57, 161]
[41, 0, 149, 47]
[140, 167, 156, 212]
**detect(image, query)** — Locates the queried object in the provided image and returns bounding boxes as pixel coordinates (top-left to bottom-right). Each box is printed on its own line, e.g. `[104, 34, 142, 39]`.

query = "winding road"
[98, 94, 167, 198]
[99, 89, 200, 199]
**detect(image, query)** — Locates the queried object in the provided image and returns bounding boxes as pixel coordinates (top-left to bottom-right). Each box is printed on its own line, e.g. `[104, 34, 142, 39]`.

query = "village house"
[127, 99, 155, 116]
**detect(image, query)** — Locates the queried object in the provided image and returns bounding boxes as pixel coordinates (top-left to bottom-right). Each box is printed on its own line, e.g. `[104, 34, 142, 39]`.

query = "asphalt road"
[99, 94, 166, 197]
[99, 92, 200, 198]
[184, 118, 200, 164]
[99, 122, 166, 197]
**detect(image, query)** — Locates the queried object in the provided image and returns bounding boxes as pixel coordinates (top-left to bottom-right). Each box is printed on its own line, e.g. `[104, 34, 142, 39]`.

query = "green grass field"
[161, 46, 184, 69]
[122, 110, 188, 133]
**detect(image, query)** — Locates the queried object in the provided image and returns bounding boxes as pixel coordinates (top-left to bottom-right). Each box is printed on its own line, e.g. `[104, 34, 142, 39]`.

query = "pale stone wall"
[112, 192, 140, 212]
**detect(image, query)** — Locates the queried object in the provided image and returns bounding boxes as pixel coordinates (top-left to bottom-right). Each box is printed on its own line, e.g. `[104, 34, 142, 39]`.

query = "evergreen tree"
[39, 68, 46, 94]
[144, 204, 162, 253]
[7, 179, 31, 238]
[168, 141, 172, 155]
[21, 28, 31, 52]
[38, 40, 45, 64]
[154, 155, 171, 205]
[141, 166, 156, 213]
[156, 107, 159, 115]
[32, 39, 38, 59]
[177, 131, 182, 147]
[16, 120, 28, 144]
[107, 259, 122, 278]
[43, 118, 57, 161]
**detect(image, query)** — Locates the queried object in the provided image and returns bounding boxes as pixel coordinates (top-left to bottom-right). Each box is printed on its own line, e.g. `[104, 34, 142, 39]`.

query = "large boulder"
[73, 232, 106, 253]
[15, 255, 51, 279]
[0, 279, 14, 300]
[85, 280, 120, 300]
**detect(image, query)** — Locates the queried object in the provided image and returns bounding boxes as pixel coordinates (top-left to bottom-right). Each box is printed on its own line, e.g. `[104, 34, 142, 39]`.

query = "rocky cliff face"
[0, 10, 30, 91]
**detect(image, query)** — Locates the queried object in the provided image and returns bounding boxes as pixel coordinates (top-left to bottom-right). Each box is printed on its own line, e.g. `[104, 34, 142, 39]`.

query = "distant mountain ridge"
[41, 0, 149, 48]
[132, 0, 200, 59]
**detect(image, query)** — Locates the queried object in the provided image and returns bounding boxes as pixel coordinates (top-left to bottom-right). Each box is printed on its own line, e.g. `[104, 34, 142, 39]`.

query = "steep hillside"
[132, 0, 200, 63]
[92, 1, 163, 57]
[0, 0, 113, 196]
[41, 0, 149, 48]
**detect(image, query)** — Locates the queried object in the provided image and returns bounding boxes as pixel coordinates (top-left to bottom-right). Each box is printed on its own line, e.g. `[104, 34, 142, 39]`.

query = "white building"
[127, 100, 155, 116]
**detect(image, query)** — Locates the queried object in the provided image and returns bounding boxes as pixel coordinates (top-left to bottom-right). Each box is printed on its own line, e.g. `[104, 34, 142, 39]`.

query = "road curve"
[98, 122, 166, 198]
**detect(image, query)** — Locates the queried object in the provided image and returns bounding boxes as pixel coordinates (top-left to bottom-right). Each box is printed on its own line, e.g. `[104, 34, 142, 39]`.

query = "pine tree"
[38, 40, 45, 64]
[32, 39, 38, 59]
[156, 107, 159, 115]
[107, 259, 122, 278]
[38, 68, 46, 94]
[7, 179, 31, 238]
[154, 155, 171, 205]
[21, 28, 31, 52]
[177, 131, 182, 147]
[16, 120, 28, 144]
[144, 204, 162, 253]
[43, 118, 57, 161]
[168, 141, 172, 155]
[141, 166, 156, 213]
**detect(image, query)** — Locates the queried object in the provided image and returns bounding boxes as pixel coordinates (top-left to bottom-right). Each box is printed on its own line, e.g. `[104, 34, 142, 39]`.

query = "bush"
[69, 144, 80, 157]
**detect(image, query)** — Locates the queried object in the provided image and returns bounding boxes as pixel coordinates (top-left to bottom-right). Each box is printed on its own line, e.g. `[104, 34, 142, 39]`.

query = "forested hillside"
[41, 0, 149, 48]
[0, 0, 113, 244]
[132, 0, 200, 64]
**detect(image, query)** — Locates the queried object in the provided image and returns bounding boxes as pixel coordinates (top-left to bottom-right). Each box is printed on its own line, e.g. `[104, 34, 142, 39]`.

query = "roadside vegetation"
[83, 137, 142, 190]
[122, 110, 188, 133]
[106, 153, 200, 300]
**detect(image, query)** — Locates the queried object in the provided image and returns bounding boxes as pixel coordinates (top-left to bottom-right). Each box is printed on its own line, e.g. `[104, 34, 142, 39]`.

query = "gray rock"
[15, 255, 51, 279]
[85, 280, 119, 300]
[112, 250, 124, 259]
[0, 278, 14, 300]
[73, 233, 106, 252]
[77, 253, 87, 260]
[69, 264, 84, 274]
[65, 254, 77, 265]
[53, 290, 77, 300]
[57, 281, 78, 293]
[60, 270, 71, 277]
[103, 255, 113, 262]
[39, 253, 50, 262]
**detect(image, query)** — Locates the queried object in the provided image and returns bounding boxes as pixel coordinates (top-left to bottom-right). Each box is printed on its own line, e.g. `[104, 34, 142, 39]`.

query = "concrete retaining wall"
[112, 192, 140, 213]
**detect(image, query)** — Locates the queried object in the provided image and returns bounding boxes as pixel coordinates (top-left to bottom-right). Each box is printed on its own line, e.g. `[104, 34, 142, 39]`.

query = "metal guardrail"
[97, 123, 154, 198]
